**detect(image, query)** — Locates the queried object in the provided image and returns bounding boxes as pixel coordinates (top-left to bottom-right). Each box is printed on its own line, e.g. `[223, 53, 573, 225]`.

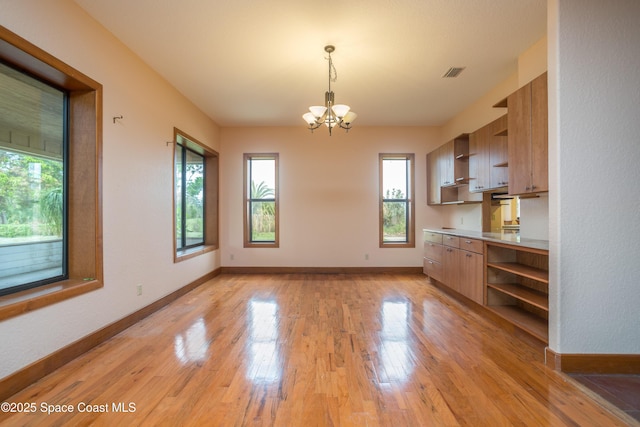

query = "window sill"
[0, 278, 103, 321]
[380, 242, 416, 248]
[175, 244, 217, 263]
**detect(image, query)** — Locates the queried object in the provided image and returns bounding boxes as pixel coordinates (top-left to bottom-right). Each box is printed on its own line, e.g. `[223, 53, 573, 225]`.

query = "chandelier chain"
[327, 54, 337, 83]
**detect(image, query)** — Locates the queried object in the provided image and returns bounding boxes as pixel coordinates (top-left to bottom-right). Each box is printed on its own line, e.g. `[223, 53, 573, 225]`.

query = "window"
[175, 140, 205, 250]
[173, 129, 218, 261]
[379, 154, 415, 247]
[0, 62, 67, 296]
[0, 26, 102, 318]
[244, 154, 279, 247]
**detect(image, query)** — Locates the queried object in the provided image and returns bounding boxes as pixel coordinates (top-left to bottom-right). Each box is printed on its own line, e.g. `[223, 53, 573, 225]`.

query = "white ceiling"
[74, 0, 546, 127]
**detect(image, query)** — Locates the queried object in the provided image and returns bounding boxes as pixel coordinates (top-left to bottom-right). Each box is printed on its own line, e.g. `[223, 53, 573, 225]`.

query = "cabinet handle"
[464, 240, 471, 244]
[532, 185, 537, 190]
[525, 186, 531, 191]
[466, 253, 472, 257]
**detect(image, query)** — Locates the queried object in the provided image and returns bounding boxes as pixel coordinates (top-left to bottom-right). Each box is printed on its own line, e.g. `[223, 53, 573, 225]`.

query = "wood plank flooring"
[1, 273, 636, 426]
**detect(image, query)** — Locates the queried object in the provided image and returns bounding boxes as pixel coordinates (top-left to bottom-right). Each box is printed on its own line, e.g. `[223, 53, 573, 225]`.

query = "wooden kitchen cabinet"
[438, 140, 455, 187]
[469, 114, 508, 193]
[427, 150, 442, 205]
[426, 134, 481, 205]
[469, 124, 490, 192]
[423, 232, 484, 304]
[508, 72, 548, 195]
[457, 238, 484, 304]
[423, 231, 444, 281]
[490, 114, 509, 189]
[424, 230, 549, 343]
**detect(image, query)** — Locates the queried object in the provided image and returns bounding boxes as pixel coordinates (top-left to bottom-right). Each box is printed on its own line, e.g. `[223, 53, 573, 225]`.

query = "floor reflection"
[380, 300, 413, 382]
[174, 317, 209, 364]
[247, 299, 281, 383]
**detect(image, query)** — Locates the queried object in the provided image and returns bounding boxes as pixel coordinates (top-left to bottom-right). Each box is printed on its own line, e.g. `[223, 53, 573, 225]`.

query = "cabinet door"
[469, 128, 489, 192]
[423, 258, 443, 282]
[530, 73, 548, 193]
[508, 83, 532, 195]
[490, 114, 509, 189]
[427, 151, 441, 205]
[439, 141, 454, 186]
[458, 250, 483, 304]
[443, 247, 459, 292]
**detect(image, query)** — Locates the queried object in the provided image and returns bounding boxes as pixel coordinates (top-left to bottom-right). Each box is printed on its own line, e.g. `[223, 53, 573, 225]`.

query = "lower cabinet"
[424, 231, 549, 343]
[457, 238, 484, 304]
[423, 232, 484, 304]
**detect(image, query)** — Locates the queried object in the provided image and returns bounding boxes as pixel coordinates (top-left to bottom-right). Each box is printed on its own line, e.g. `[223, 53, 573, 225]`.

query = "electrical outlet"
[136, 284, 142, 296]
[365, 253, 369, 260]
[460, 217, 464, 225]
[230, 254, 235, 261]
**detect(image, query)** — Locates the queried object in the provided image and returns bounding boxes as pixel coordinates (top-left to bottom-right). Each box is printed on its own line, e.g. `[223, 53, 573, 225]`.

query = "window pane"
[383, 201, 407, 242]
[0, 62, 66, 294]
[184, 149, 204, 246]
[250, 159, 275, 200]
[174, 144, 183, 249]
[250, 201, 276, 242]
[383, 158, 407, 199]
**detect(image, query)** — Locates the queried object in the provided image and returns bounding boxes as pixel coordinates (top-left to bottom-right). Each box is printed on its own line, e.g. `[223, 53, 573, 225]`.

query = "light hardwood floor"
[1, 273, 635, 426]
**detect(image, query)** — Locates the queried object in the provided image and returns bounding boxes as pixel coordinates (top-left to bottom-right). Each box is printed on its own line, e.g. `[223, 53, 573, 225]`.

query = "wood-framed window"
[0, 25, 103, 320]
[243, 153, 279, 248]
[173, 128, 218, 262]
[379, 153, 415, 248]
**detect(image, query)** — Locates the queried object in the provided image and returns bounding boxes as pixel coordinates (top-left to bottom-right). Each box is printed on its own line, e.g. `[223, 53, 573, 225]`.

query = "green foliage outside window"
[0, 149, 64, 240]
[383, 189, 407, 240]
[251, 180, 275, 241]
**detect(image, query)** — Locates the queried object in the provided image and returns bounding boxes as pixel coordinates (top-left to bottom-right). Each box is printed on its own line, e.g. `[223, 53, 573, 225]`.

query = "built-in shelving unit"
[485, 241, 549, 342]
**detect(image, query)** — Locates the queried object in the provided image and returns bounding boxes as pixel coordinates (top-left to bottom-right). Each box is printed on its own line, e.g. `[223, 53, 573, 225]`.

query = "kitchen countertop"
[423, 228, 549, 251]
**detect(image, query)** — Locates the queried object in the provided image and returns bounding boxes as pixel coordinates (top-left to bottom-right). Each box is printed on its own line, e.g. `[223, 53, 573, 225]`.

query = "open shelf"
[485, 241, 549, 343]
[487, 305, 548, 342]
[487, 283, 548, 311]
[487, 262, 549, 283]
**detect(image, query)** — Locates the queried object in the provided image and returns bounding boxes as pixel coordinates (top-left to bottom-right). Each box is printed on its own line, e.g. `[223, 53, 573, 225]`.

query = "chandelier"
[302, 45, 357, 135]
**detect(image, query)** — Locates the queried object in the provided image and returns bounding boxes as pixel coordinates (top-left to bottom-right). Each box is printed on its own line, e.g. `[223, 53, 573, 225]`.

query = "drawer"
[459, 237, 483, 254]
[423, 258, 443, 282]
[424, 231, 443, 244]
[424, 242, 443, 263]
[443, 234, 460, 248]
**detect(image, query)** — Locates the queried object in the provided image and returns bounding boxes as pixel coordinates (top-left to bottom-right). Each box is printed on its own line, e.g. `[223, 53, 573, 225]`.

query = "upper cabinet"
[427, 134, 482, 205]
[490, 115, 509, 189]
[469, 114, 508, 193]
[429, 72, 547, 201]
[427, 150, 441, 205]
[507, 72, 548, 195]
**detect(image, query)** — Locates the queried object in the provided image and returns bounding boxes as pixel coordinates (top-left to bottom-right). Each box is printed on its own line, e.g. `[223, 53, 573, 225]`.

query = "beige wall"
[220, 126, 440, 267]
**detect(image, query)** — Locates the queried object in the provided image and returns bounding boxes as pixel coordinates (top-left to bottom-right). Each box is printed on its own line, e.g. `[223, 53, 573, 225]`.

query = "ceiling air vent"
[442, 67, 466, 78]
